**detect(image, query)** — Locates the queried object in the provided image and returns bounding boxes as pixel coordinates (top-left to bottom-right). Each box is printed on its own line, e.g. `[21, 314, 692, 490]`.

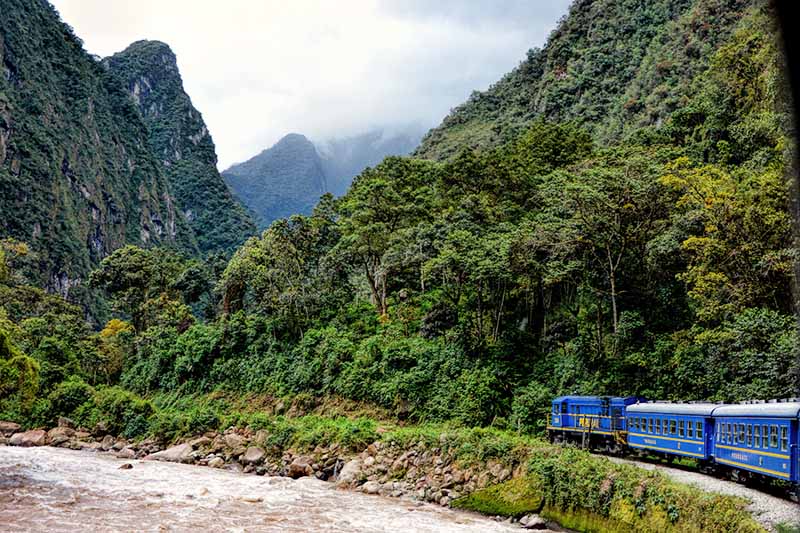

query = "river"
[0, 446, 524, 532]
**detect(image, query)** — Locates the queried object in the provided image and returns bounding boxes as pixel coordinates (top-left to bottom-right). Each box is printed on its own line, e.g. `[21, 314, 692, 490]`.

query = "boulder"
[145, 443, 194, 464]
[118, 463, 133, 470]
[47, 426, 75, 446]
[9, 429, 46, 447]
[224, 433, 246, 455]
[116, 448, 136, 459]
[335, 458, 363, 488]
[520, 514, 547, 530]
[0, 421, 21, 436]
[81, 441, 103, 451]
[100, 435, 115, 451]
[361, 481, 381, 495]
[242, 446, 266, 465]
[288, 455, 314, 479]
[208, 457, 225, 468]
[189, 436, 212, 449]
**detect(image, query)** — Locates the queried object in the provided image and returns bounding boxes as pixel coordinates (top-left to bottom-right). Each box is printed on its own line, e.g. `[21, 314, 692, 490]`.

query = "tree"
[539, 149, 668, 337]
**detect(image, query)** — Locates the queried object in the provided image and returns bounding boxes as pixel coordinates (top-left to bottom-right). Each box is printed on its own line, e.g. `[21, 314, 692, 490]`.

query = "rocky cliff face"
[105, 40, 256, 254]
[223, 133, 328, 228]
[0, 0, 196, 305]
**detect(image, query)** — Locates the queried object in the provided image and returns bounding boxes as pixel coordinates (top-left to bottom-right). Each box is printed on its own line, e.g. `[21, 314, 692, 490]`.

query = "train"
[547, 395, 800, 498]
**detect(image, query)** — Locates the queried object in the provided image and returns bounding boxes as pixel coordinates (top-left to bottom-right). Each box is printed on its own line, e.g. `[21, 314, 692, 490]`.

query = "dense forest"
[0, 0, 798, 443]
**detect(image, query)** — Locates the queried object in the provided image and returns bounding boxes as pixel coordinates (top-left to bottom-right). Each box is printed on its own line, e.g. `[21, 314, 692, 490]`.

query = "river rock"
[47, 426, 75, 446]
[115, 447, 135, 459]
[0, 421, 21, 436]
[100, 435, 115, 451]
[9, 429, 47, 447]
[81, 441, 103, 451]
[520, 514, 547, 529]
[335, 458, 362, 488]
[361, 481, 381, 495]
[146, 443, 194, 464]
[224, 433, 246, 455]
[118, 463, 133, 470]
[242, 446, 266, 465]
[189, 436, 212, 449]
[288, 455, 314, 479]
[208, 457, 225, 468]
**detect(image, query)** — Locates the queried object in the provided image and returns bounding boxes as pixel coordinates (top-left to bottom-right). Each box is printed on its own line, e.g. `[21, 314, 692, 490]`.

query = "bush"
[82, 386, 155, 439]
[47, 377, 94, 420]
[510, 382, 552, 433]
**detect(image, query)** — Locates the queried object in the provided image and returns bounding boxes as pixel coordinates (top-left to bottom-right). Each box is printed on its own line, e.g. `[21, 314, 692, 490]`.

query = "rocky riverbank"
[0, 419, 556, 531]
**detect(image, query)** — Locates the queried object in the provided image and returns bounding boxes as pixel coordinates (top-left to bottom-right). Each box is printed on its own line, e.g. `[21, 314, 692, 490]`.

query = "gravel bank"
[605, 456, 799, 532]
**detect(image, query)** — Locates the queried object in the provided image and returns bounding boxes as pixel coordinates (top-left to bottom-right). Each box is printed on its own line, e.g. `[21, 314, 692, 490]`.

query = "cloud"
[50, 0, 571, 169]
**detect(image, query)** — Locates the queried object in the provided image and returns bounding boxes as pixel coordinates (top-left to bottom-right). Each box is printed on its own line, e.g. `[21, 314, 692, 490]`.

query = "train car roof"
[553, 395, 635, 403]
[626, 402, 720, 416]
[712, 402, 800, 418]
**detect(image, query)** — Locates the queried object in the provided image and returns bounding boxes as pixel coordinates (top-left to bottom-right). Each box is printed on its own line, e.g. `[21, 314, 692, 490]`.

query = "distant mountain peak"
[223, 127, 422, 227]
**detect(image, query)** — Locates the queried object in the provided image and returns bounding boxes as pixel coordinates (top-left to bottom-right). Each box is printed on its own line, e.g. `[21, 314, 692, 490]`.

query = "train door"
[601, 397, 611, 432]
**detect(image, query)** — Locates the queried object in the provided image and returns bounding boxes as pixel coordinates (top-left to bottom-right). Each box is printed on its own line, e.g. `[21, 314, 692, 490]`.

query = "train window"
[669, 420, 676, 435]
[770, 425, 778, 448]
[762, 425, 769, 448]
[696, 421, 702, 439]
[648, 418, 653, 433]
[656, 419, 662, 434]
[754, 425, 760, 448]
[727, 423, 733, 444]
[780, 426, 788, 452]
[746, 425, 752, 447]
[738, 424, 745, 443]
[678, 420, 685, 437]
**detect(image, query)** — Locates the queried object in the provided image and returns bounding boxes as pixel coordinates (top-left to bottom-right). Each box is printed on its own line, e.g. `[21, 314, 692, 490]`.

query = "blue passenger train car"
[548, 395, 642, 452]
[711, 401, 799, 485]
[625, 402, 717, 462]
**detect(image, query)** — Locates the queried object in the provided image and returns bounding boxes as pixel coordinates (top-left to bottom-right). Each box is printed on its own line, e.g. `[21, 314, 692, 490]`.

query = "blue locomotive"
[547, 396, 800, 496]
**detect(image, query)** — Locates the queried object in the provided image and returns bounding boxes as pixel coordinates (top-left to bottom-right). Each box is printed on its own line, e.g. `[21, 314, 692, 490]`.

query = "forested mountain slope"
[223, 133, 327, 228]
[0, 0, 196, 306]
[105, 41, 256, 254]
[416, 0, 753, 160]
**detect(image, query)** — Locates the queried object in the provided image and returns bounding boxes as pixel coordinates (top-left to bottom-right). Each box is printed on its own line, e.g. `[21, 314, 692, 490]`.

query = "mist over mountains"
[223, 128, 422, 227]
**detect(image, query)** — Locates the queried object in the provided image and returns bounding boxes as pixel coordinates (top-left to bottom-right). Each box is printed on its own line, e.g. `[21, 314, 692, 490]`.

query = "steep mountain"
[104, 40, 256, 254]
[223, 129, 420, 226]
[318, 129, 421, 196]
[416, 0, 753, 160]
[0, 0, 196, 304]
[223, 133, 327, 227]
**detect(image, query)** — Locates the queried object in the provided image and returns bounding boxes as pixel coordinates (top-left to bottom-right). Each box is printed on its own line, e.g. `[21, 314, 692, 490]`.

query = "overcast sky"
[50, 0, 571, 169]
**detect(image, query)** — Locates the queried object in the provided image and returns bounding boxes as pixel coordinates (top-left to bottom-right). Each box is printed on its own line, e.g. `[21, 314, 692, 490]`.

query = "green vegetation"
[455, 448, 764, 532]
[1, 0, 796, 432]
[0, 0, 198, 315]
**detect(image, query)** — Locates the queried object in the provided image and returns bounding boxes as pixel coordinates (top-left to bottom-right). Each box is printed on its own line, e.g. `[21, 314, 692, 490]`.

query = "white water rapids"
[0, 446, 524, 532]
